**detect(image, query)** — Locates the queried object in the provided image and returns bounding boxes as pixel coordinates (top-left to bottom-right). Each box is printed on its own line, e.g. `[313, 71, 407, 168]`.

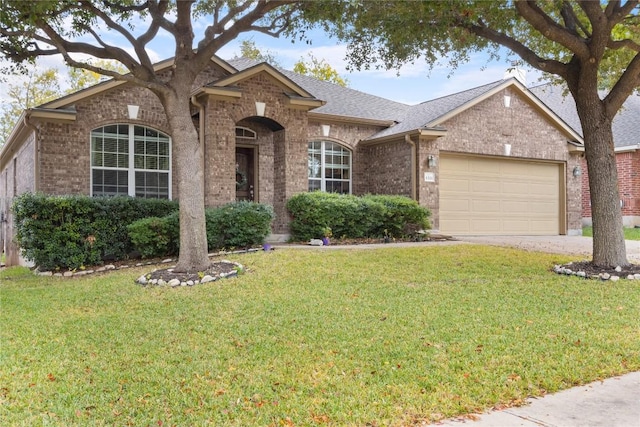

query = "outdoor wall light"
[573, 165, 582, 177]
[127, 105, 139, 120]
[427, 155, 437, 168]
[321, 124, 331, 137]
[255, 101, 266, 117]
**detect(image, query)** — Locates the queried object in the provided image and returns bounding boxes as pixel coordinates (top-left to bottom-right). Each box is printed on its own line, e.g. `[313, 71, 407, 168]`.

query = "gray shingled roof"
[368, 80, 506, 140]
[530, 83, 640, 149]
[227, 58, 410, 122]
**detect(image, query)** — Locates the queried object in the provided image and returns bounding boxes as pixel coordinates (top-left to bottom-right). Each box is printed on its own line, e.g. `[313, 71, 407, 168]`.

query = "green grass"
[582, 226, 640, 240]
[1, 245, 639, 426]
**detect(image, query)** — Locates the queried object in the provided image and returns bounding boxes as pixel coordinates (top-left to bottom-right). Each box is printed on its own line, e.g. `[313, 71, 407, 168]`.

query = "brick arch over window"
[90, 124, 172, 199]
[308, 139, 352, 194]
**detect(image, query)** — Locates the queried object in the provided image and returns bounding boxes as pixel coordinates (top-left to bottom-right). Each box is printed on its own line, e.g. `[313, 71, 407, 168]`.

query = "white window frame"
[308, 140, 352, 194]
[235, 126, 257, 139]
[90, 124, 172, 199]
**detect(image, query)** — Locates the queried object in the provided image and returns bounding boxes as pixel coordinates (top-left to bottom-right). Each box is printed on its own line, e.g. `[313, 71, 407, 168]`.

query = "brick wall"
[203, 72, 311, 234]
[0, 131, 36, 265]
[416, 87, 583, 234]
[581, 150, 640, 227]
[307, 121, 386, 195]
[359, 141, 413, 196]
[38, 84, 171, 196]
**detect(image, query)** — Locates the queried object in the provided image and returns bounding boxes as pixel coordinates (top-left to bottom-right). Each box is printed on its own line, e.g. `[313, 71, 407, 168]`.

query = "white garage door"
[439, 155, 562, 235]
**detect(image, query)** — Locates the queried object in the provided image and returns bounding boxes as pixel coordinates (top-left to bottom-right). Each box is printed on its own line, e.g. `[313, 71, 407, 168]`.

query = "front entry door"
[235, 147, 255, 201]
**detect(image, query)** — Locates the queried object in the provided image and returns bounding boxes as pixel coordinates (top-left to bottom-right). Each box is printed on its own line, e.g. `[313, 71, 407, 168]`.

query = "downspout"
[405, 134, 417, 200]
[190, 95, 206, 197]
[23, 111, 39, 192]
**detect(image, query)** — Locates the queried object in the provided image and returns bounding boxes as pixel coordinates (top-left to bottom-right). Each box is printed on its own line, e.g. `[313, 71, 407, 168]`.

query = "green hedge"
[128, 201, 275, 259]
[12, 193, 178, 271]
[286, 192, 430, 241]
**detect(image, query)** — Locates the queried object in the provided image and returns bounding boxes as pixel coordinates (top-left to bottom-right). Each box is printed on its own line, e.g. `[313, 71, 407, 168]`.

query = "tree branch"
[77, 0, 154, 70]
[515, 0, 590, 59]
[605, 51, 640, 115]
[465, 22, 569, 78]
[196, 1, 298, 69]
[137, 1, 168, 47]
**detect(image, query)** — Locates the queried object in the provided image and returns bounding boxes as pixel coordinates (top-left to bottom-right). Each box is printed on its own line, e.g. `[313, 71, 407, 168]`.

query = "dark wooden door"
[235, 147, 255, 201]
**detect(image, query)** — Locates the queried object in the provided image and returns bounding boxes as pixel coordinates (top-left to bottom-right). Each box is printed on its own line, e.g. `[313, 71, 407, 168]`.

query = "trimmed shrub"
[12, 193, 178, 270]
[286, 192, 430, 241]
[127, 201, 275, 258]
[363, 194, 431, 237]
[127, 217, 178, 259]
[205, 201, 275, 250]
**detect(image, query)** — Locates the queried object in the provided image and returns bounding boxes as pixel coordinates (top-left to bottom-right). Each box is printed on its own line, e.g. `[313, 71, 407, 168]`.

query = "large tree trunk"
[161, 90, 210, 272]
[575, 98, 629, 268]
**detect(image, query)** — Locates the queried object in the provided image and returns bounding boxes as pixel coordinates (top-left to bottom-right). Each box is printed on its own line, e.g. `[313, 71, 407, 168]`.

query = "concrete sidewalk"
[437, 371, 640, 427]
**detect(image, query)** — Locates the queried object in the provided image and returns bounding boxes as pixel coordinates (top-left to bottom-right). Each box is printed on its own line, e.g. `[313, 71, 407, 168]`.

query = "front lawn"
[582, 226, 640, 240]
[1, 245, 638, 426]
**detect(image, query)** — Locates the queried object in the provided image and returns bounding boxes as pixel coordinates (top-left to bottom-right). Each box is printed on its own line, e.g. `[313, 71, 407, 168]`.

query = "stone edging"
[135, 260, 244, 287]
[553, 264, 640, 281]
[35, 248, 263, 278]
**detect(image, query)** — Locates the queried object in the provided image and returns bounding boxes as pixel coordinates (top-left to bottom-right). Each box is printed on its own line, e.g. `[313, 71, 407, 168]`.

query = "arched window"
[91, 124, 171, 199]
[308, 140, 351, 194]
[235, 126, 257, 139]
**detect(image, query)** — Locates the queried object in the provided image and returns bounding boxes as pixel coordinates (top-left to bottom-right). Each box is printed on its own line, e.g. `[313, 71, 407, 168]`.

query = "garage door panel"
[441, 199, 470, 212]
[440, 155, 561, 235]
[529, 182, 557, 195]
[471, 200, 500, 212]
[440, 219, 471, 233]
[501, 181, 529, 194]
[471, 179, 499, 192]
[529, 201, 557, 213]
[441, 177, 470, 192]
[502, 201, 529, 213]
[470, 219, 501, 233]
[502, 220, 531, 232]
[530, 222, 557, 234]
[470, 160, 497, 174]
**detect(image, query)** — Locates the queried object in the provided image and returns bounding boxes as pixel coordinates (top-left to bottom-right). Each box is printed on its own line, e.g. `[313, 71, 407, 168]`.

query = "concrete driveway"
[458, 235, 640, 263]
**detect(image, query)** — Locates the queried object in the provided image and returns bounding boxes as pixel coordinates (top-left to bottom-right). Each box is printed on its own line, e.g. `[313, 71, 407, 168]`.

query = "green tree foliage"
[236, 38, 348, 86]
[236, 38, 281, 66]
[300, 0, 640, 268]
[0, 0, 301, 272]
[293, 53, 348, 86]
[65, 59, 128, 94]
[0, 67, 60, 147]
[0, 60, 128, 147]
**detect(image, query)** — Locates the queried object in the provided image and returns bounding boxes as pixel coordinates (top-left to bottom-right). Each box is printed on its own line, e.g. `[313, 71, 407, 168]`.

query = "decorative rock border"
[34, 247, 263, 279]
[553, 263, 640, 281]
[135, 260, 244, 287]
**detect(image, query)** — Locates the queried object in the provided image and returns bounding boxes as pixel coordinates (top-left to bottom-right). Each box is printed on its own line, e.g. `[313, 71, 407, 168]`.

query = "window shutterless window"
[308, 140, 351, 194]
[90, 124, 171, 199]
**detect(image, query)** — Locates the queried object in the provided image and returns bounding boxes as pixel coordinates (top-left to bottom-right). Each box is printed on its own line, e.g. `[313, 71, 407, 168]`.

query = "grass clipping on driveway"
[1, 245, 639, 426]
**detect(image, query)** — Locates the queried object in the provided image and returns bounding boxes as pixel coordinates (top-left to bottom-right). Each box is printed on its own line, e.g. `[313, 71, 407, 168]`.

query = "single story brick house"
[0, 56, 585, 265]
[531, 85, 640, 228]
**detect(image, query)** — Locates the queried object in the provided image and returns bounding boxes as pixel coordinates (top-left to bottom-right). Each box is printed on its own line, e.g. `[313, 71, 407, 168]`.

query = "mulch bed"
[145, 261, 238, 283]
[558, 261, 640, 277]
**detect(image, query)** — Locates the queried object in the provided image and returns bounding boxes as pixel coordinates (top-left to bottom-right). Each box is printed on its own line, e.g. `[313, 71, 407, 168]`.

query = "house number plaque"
[424, 172, 436, 182]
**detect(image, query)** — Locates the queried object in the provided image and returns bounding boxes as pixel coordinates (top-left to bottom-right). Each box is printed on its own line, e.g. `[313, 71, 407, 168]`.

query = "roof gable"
[41, 56, 237, 110]
[209, 62, 315, 99]
[366, 78, 584, 143]
[227, 58, 410, 124]
[531, 83, 640, 149]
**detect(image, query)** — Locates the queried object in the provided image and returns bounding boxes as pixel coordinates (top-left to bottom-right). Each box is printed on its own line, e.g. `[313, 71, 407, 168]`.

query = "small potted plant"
[321, 227, 332, 246]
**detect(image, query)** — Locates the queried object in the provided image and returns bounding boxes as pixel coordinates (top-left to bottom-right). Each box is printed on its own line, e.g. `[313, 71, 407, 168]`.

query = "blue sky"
[202, 27, 540, 105]
[1, 17, 540, 106]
